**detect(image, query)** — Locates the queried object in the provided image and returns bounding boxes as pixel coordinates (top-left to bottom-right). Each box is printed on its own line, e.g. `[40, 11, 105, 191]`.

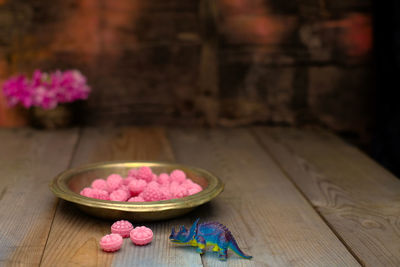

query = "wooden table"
[1, 127, 400, 267]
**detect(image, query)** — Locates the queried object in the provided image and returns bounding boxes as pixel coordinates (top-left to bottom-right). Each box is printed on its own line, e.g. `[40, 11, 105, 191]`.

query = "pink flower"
[2, 75, 32, 108]
[2, 69, 91, 109]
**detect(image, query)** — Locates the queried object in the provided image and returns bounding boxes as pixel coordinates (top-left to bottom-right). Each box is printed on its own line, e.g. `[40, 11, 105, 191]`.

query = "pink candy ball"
[123, 176, 135, 186]
[99, 233, 123, 252]
[107, 174, 123, 191]
[169, 184, 188, 199]
[137, 166, 153, 182]
[170, 170, 186, 184]
[181, 179, 203, 195]
[80, 187, 94, 198]
[140, 184, 164, 201]
[147, 181, 159, 188]
[127, 196, 145, 202]
[127, 168, 139, 178]
[81, 167, 202, 203]
[111, 220, 134, 238]
[188, 185, 202, 195]
[130, 226, 153, 246]
[128, 179, 147, 195]
[118, 185, 131, 195]
[91, 179, 109, 192]
[157, 173, 170, 185]
[110, 189, 129, 202]
[181, 179, 195, 189]
[91, 188, 110, 200]
[159, 185, 172, 200]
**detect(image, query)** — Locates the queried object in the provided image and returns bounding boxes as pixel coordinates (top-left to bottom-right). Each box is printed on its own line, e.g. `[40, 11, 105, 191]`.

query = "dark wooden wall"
[0, 0, 373, 141]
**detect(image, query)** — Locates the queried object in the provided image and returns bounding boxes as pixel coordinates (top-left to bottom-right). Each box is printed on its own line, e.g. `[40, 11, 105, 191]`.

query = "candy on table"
[128, 179, 147, 195]
[111, 220, 134, 238]
[127, 196, 145, 202]
[170, 169, 186, 184]
[107, 174, 123, 191]
[110, 189, 130, 202]
[137, 166, 153, 182]
[99, 233, 123, 252]
[91, 179, 110, 192]
[130, 226, 153, 245]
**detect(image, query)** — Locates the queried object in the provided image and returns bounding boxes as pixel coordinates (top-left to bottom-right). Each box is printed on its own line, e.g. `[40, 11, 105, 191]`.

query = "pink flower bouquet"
[2, 69, 90, 110]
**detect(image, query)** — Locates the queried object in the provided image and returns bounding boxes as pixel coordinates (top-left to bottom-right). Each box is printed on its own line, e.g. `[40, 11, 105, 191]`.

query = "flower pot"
[29, 104, 76, 129]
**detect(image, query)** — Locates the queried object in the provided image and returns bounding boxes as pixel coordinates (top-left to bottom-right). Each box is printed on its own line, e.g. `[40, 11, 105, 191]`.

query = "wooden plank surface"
[168, 128, 360, 267]
[253, 127, 400, 266]
[0, 128, 79, 266]
[40, 127, 203, 267]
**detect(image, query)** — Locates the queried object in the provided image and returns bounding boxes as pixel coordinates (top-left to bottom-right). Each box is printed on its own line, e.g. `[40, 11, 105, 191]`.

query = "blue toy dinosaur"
[169, 219, 252, 261]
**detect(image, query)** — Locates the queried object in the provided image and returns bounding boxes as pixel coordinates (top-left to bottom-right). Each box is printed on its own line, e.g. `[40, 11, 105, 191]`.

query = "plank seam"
[166, 127, 205, 267]
[38, 127, 83, 267]
[249, 127, 365, 267]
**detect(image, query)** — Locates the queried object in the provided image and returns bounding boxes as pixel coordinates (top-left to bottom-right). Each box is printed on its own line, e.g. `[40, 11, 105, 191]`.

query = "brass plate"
[49, 161, 224, 221]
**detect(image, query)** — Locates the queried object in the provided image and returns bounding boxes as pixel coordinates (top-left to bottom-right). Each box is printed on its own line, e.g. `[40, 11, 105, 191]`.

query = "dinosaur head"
[169, 225, 190, 243]
[169, 219, 200, 243]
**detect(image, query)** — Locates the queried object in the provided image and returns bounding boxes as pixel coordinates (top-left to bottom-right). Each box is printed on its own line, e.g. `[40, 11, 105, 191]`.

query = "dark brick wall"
[217, 1, 373, 143]
[0, 0, 373, 143]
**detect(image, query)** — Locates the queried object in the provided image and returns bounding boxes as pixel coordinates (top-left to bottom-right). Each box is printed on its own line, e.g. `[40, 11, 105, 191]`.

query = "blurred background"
[0, 0, 399, 176]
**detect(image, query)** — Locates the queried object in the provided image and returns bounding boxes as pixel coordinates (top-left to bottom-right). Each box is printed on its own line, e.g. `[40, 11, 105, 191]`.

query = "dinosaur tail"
[228, 236, 253, 260]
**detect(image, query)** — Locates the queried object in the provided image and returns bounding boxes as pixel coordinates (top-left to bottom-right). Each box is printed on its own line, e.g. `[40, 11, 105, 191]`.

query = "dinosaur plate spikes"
[169, 227, 176, 240]
[188, 218, 199, 236]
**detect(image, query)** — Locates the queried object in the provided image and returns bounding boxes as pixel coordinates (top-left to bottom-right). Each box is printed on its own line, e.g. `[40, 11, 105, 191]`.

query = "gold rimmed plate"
[49, 161, 224, 221]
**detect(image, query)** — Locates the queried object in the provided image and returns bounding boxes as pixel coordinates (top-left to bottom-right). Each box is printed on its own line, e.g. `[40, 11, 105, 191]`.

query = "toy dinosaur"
[169, 219, 252, 261]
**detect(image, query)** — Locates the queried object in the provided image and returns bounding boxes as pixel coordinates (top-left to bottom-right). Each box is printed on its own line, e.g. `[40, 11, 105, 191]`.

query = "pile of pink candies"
[100, 220, 153, 252]
[80, 167, 203, 202]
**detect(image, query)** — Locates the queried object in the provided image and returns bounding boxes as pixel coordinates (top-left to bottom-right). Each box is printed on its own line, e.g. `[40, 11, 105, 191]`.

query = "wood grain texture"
[0, 128, 79, 266]
[253, 127, 400, 266]
[40, 127, 202, 267]
[168, 128, 360, 267]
